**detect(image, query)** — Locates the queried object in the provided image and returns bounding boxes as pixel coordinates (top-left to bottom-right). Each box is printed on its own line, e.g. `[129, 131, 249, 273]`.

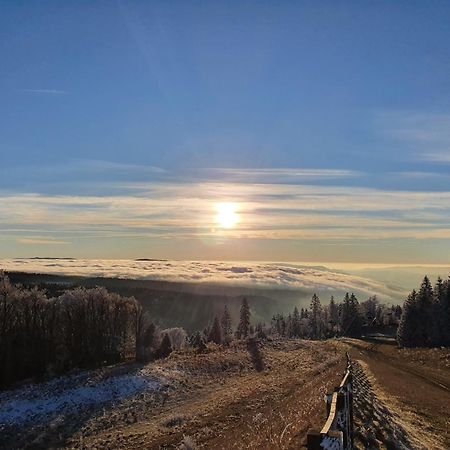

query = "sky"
[1, 1, 450, 264]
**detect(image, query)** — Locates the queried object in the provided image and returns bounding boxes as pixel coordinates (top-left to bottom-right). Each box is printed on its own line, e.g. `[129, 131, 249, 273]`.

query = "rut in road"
[352, 340, 450, 393]
[352, 361, 417, 450]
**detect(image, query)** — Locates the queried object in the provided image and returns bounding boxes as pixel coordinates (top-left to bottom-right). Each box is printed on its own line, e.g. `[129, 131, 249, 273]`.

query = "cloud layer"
[1, 159, 450, 263]
[1, 258, 406, 301]
[1, 180, 450, 242]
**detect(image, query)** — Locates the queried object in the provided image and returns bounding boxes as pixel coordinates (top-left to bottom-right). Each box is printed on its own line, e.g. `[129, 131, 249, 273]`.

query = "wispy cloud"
[206, 168, 362, 183]
[379, 111, 450, 163]
[1, 181, 450, 242]
[420, 152, 450, 163]
[19, 89, 68, 95]
[17, 238, 69, 245]
[388, 171, 449, 179]
[68, 159, 166, 173]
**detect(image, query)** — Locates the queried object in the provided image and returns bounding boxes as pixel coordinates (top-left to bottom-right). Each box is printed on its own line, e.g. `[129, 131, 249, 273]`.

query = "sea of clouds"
[0, 258, 407, 301]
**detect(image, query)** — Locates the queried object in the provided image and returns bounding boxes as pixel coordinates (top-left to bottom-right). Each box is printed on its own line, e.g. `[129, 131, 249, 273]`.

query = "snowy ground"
[0, 364, 166, 449]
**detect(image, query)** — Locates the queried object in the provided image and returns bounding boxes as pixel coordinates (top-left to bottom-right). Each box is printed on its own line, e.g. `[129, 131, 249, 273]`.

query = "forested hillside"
[397, 276, 450, 348]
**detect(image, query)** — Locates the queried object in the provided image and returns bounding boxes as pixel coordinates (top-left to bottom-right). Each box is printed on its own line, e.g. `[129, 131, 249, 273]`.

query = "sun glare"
[216, 203, 240, 229]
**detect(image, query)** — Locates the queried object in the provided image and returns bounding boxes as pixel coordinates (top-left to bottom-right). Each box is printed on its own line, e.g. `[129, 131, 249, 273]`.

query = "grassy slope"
[62, 339, 345, 450]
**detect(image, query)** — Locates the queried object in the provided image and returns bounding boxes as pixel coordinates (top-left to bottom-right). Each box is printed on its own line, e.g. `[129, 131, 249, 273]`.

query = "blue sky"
[1, 1, 450, 263]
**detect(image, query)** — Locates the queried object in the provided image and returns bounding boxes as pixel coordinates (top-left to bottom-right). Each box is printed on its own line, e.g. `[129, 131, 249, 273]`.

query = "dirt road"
[344, 338, 450, 450]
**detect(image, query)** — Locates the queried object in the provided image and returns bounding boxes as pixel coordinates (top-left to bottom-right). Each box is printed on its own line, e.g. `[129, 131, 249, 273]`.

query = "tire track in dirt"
[347, 339, 450, 393]
[344, 339, 449, 449]
[352, 360, 418, 450]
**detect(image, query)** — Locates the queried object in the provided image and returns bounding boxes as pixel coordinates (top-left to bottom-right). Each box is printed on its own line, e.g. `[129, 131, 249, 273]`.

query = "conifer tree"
[236, 297, 250, 339]
[309, 294, 322, 339]
[397, 290, 419, 347]
[442, 278, 450, 346]
[255, 322, 267, 339]
[292, 306, 301, 337]
[208, 316, 222, 344]
[271, 314, 286, 336]
[341, 293, 351, 335]
[329, 296, 339, 335]
[416, 276, 434, 346]
[349, 293, 362, 337]
[432, 277, 445, 346]
[220, 305, 232, 342]
[157, 333, 172, 358]
[286, 313, 293, 337]
[189, 331, 207, 353]
[280, 315, 286, 336]
[340, 293, 362, 337]
[397, 275, 450, 348]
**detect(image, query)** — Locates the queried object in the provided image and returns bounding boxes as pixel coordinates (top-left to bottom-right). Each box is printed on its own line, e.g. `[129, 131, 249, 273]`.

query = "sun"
[215, 202, 240, 229]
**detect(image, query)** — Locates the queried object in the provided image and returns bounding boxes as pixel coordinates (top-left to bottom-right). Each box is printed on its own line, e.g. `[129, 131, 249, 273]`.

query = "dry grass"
[62, 339, 346, 450]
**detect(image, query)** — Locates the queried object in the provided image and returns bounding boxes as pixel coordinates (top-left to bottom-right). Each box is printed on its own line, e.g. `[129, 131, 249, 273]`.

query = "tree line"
[194, 292, 401, 349]
[1, 268, 413, 388]
[0, 272, 184, 387]
[397, 275, 450, 348]
[269, 292, 400, 340]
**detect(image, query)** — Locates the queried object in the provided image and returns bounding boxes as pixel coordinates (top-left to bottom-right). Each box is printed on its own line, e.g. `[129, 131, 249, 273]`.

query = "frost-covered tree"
[189, 331, 207, 353]
[286, 313, 293, 337]
[271, 314, 286, 336]
[255, 322, 267, 339]
[157, 333, 172, 358]
[361, 296, 378, 326]
[341, 293, 362, 338]
[0, 272, 140, 387]
[163, 327, 188, 350]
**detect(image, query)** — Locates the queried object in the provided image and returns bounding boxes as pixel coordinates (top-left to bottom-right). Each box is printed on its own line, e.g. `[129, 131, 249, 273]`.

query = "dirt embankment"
[344, 338, 450, 450]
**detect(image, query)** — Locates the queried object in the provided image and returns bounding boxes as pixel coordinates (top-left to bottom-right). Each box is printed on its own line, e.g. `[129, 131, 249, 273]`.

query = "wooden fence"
[306, 353, 353, 450]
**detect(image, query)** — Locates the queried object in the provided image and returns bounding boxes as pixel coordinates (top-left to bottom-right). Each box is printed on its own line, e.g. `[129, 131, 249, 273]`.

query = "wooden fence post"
[306, 355, 353, 450]
[306, 431, 323, 450]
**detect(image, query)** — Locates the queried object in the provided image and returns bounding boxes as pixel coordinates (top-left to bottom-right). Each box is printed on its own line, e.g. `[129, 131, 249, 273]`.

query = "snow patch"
[0, 367, 163, 428]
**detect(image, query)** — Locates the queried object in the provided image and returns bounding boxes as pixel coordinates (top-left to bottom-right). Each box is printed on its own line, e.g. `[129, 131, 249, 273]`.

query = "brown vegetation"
[0, 272, 138, 387]
[61, 339, 345, 449]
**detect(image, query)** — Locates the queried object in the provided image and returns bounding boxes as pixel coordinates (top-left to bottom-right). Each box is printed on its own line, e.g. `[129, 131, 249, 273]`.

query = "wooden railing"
[306, 353, 353, 450]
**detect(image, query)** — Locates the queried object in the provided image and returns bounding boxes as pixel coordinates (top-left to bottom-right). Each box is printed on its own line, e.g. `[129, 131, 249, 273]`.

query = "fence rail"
[307, 353, 353, 450]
